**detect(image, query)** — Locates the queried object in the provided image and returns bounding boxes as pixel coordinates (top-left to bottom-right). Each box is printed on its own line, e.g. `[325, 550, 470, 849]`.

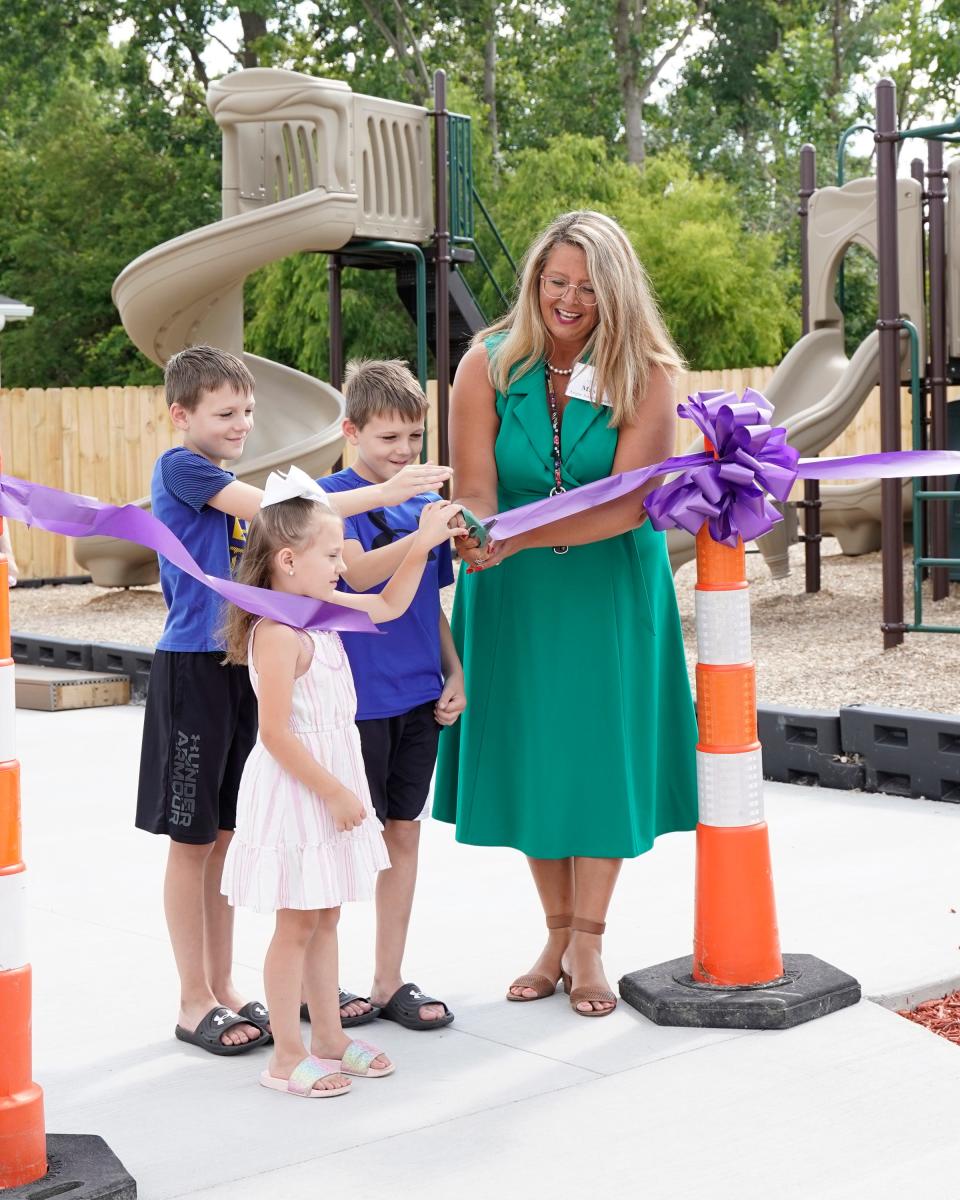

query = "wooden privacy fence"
[0, 370, 925, 580]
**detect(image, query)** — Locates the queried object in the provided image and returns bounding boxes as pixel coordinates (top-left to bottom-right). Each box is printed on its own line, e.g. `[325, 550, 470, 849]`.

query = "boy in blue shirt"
[319, 359, 464, 1029]
[137, 345, 452, 1055]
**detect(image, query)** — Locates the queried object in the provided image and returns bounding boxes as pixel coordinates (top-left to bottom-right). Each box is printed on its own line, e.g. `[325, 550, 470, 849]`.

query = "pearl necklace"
[547, 362, 576, 376]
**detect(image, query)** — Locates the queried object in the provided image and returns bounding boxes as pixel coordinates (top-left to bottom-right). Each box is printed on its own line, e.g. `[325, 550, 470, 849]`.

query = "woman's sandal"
[259, 1055, 351, 1098]
[561, 918, 618, 1018]
[506, 913, 572, 1001]
[340, 1038, 396, 1078]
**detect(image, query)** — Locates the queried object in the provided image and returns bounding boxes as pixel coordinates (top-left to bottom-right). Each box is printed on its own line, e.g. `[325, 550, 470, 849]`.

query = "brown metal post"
[798, 144, 821, 593]
[926, 139, 950, 600]
[875, 80, 905, 648]
[328, 252, 344, 471]
[433, 69, 452, 478]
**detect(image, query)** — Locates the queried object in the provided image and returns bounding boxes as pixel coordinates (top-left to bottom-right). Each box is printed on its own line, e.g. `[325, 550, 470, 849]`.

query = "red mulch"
[899, 991, 960, 1045]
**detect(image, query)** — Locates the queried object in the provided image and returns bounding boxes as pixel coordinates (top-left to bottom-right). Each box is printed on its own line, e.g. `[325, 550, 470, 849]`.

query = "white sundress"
[221, 622, 390, 914]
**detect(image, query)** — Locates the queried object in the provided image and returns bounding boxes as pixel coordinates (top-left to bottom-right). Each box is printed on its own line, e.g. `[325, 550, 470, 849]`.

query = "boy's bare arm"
[435, 611, 466, 726]
[327, 462, 452, 519]
[206, 479, 263, 521]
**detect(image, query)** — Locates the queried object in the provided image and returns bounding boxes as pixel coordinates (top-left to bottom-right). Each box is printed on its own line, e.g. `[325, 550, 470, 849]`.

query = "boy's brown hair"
[343, 358, 428, 428]
[164, 344, 255, 412]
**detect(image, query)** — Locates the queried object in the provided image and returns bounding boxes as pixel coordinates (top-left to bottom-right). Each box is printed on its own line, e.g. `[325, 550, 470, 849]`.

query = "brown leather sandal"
[506, 913, 572, 1001]
[561, 918, 618, 1018]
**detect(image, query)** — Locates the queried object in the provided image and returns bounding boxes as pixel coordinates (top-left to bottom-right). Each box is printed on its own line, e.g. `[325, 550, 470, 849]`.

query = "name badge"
[566, 363, 612, 407]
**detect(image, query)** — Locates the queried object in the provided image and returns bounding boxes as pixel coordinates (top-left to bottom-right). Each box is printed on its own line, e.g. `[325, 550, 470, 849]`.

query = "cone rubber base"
[3, 1134, 136, 1198]
[619, 953, 860, 1030]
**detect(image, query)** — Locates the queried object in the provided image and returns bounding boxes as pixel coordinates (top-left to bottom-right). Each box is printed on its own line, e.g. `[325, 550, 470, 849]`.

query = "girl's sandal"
[506, 913, 572, 1002]
[562, 918, 618, 1018]
[340, 1039, 396, 1078]
[259, 1055, 351, 1098]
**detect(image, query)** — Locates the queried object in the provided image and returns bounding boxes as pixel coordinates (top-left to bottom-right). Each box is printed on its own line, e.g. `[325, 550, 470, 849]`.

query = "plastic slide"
[666, 326, 888, 573]
[74, 68, 433, 586]
[668, 171, 924, 577]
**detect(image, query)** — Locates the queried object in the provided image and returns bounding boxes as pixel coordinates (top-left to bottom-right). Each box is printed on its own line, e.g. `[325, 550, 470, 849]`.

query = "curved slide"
[667, 326, 905, 574]
[74, 185, 359, 586]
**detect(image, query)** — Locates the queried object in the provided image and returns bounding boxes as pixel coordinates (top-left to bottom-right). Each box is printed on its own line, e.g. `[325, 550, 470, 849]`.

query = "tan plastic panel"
[808, 176, 925, 367]
[83, 67, 436, 586]
[946, 158, 960, 359]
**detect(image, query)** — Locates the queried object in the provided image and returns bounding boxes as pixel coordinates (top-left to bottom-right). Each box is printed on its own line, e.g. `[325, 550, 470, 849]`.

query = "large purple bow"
[643, 388, 799, 546]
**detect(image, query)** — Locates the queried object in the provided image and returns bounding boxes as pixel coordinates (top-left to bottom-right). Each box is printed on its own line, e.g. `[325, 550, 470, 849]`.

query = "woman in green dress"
[433, 210, 698, 1017]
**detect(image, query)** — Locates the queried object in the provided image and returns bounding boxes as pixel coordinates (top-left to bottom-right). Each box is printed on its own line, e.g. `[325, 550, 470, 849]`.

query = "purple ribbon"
[0, 473, 377, 634]
[484, 388, 960, 548]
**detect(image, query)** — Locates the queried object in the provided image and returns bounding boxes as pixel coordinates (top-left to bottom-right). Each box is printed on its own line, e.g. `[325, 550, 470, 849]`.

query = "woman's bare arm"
[449, 343, 500, 519]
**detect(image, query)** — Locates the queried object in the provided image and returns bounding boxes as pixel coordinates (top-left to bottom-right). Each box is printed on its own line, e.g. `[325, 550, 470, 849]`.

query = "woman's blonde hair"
[221, 497, 342, 665]
[476, 210, 682, 427]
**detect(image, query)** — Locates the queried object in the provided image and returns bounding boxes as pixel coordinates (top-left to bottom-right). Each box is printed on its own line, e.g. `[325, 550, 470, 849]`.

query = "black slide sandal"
[175, 1005, 267, 1055]
[236, 1000, 272, 1044]
[300, 990, 381, 1027]
[378, 983, 454, 1031]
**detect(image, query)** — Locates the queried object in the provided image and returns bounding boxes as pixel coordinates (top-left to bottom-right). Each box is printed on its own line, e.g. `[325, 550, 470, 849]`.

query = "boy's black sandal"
[174, 1005, 267, 1055]
[236, 1000, 272, 1043]
[378, 983, 454, 1031]
[299, 990, 381, 1028]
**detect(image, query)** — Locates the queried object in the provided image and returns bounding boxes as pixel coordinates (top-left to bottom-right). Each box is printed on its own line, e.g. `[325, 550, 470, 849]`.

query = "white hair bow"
[260, 464, 333, 510]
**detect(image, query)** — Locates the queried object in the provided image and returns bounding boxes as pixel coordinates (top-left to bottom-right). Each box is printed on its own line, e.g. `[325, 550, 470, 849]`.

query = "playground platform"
[19, 703, 960, 1200]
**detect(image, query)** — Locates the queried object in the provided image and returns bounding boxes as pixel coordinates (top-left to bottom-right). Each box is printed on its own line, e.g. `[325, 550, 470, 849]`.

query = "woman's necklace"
[544, 365, 569, 555]
[547, 362, 575, 376]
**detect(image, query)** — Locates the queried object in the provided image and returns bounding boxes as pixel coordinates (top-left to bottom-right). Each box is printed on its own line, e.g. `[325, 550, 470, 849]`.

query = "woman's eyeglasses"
[539, 274, 598, 306]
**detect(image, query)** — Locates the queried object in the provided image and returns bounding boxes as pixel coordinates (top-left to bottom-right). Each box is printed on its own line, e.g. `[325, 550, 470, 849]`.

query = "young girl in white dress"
[221, 467, 463, 1098]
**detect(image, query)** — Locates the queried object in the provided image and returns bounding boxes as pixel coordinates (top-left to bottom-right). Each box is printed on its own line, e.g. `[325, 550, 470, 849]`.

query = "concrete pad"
[13, 705, 960, 1199]
[178, 1001, 960, 1200]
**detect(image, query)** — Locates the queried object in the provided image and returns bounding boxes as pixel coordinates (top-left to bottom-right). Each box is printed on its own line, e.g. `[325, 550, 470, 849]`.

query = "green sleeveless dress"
[432, 340, 699, 859]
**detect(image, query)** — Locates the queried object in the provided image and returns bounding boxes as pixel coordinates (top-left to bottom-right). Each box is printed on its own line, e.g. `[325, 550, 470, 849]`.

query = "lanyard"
[544, 366, 568, 555]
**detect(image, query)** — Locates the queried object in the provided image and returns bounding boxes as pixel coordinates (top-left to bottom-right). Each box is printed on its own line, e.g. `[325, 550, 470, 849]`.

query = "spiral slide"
[74, 68, 435, 586]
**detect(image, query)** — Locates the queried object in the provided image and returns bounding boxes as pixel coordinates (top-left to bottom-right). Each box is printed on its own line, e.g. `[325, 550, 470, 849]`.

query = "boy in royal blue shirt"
[138, 345, 453, 1056]
[319, 359, 465, 1029]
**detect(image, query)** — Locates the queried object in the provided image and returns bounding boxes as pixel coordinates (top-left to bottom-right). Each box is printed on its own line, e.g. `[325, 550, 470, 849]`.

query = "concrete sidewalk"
[17, 704, 960, 1199]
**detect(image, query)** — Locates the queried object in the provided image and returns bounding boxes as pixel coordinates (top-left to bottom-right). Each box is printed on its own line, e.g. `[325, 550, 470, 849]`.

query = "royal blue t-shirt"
[153, 447, 248, 652]
[318, 468, 455, 720]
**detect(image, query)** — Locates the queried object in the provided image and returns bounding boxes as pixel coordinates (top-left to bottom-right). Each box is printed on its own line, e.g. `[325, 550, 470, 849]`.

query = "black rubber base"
[619, 953, 861, 1030]
[5, 1134, 136, 1198]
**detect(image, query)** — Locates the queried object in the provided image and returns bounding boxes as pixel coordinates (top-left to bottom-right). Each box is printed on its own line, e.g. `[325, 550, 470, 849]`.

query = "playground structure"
[798, 81, 960, 645]
[668, 123, 925, 580]
[72, 69, 960, 645]
[74, 67, 511, 586]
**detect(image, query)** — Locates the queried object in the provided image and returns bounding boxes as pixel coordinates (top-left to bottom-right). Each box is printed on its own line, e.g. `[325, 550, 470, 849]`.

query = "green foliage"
[1, 0, 956, 388]
[486, 137, 797, 367]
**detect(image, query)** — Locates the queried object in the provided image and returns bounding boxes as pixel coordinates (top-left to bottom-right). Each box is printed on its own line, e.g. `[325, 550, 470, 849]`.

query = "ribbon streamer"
[0, 474, 377, 634]
[484, 388, 960, 548]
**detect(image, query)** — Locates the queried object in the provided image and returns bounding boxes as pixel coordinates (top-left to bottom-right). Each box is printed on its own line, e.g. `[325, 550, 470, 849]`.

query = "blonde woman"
[432, 211, 698, 1017]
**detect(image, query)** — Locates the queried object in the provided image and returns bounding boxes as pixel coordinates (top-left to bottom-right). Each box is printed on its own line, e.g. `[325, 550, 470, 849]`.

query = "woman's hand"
[463, 536, 520, 573]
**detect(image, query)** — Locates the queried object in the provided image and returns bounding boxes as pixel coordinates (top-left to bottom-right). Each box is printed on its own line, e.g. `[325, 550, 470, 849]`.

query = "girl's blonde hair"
[221, 497, 342, 665]
[476, 210, 682, 427]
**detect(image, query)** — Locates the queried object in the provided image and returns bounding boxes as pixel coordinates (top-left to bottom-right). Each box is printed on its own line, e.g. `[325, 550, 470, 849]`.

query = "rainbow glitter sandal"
[340, 1039, 396, 1078]
[259, 1055, 351, 1098]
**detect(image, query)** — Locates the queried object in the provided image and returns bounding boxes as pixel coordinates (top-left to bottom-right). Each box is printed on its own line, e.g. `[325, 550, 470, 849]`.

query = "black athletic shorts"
[356, 700, 441, 824]
[136, 650, 258, 844]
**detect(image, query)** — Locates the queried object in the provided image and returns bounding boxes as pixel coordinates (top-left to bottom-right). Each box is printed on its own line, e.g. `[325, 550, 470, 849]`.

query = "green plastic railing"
[447, 112, 517, 320]
[902, 318, 960, 633]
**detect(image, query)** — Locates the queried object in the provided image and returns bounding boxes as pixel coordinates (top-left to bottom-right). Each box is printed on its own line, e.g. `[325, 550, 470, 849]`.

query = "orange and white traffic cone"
[0, 509, 46, 1188]
[620, 514, 860, 1028]
[692, 526, 783, 987]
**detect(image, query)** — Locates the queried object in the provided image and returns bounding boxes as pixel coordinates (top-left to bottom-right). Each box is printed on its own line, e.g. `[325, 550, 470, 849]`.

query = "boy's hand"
[416, 500, 467, 550]
[435, 673, 466, 727]
[327, 785, 366, 833]
[380, 462, 453, 506]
